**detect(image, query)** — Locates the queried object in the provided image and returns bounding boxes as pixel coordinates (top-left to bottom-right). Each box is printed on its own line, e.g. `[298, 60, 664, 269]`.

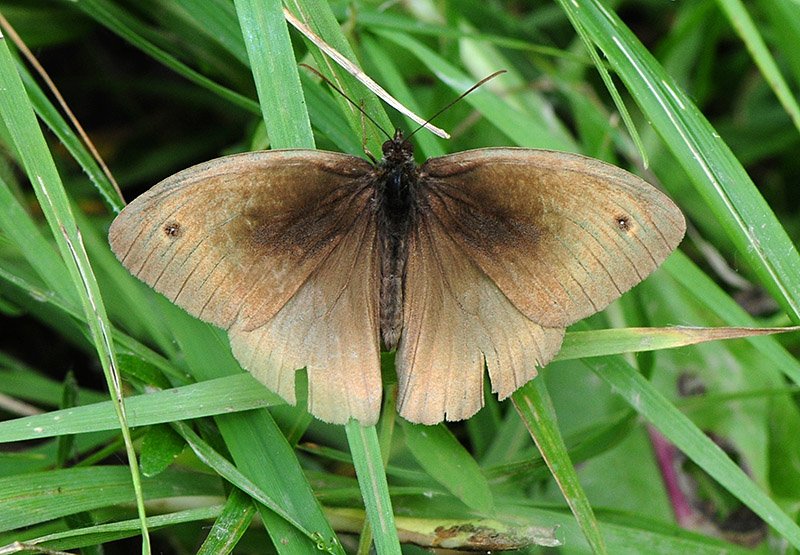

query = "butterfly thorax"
[375, 131, 419, 350]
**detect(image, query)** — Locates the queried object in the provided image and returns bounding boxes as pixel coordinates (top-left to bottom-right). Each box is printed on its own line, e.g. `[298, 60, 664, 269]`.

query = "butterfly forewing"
[420, 148, 686, 328]
[109, 150, 384, 424]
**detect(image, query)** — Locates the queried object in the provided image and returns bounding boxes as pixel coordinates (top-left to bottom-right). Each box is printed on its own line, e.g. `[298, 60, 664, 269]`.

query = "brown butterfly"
[109, 129, 685, 426]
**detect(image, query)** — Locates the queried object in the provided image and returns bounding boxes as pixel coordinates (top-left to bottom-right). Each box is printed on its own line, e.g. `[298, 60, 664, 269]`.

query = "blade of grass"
[556, 324, 796, 361]
[345, 421, 401, 555]
[0, 374, 281, 443]
[757, 0, 800, 91]
[0, 34, 151, 554]
[196, 488, 255, 555]
[512, 378, 607, 554]
[715, 0, 800, 135]
[399, 421, 495, 514]
[3, 506, 223, 553]
[176, 422, 333, 546]
[234, 0, 313, 149]
[0, 466, 220, 532]
[355, 385, 399, 555]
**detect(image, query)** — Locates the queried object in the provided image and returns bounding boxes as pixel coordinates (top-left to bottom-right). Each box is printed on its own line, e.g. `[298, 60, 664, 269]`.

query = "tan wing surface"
[229, 204, 381, 425]
[109, 150, 373, 330]
[420, 148, 686, 328]
[109, 149, 383, 424]
[396, 212, 565, 425]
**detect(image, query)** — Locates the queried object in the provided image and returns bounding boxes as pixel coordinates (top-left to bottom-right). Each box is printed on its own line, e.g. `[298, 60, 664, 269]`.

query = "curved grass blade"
[0, 34, 151, 554]
[234, 0, 313, 149]
[512, 379, 607, 554]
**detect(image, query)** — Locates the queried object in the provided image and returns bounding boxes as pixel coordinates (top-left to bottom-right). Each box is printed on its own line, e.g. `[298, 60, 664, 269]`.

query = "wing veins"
[236, 183, 373, 330]
[557, 215, 627, 296]
[424, 182, 575, 317]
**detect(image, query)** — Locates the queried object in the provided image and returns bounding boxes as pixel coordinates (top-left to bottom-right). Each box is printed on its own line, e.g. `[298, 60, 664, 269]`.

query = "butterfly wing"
[396, 213, 565, 425]
[419, 148, 686, 328]
[228, 203, 382, 425]
[109, 150, 383, 424]
[395, 148, 685, 424]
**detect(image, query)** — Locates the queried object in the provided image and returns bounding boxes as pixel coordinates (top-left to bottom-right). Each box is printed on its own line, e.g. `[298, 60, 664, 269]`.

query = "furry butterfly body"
[109, 132, 685, 425]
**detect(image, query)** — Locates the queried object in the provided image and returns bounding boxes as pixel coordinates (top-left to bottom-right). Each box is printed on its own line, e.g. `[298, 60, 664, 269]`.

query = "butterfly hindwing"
[396, 207, 565, 425]
[229, 203, 382, 425]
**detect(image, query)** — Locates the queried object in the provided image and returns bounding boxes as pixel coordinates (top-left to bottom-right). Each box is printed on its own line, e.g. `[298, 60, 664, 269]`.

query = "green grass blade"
[0, 34, 151, 553]
[512, 378, 607, 554]
[557, 325, 795, 361]
[176, 423, 330, 545]
[757, 0, 800, 90]
[345, 421, 401, 555]
[0, 466, 220, 532]
[579, 326, 800, 549]
[196, 488, 256, 555]
[0, 374, 281, 442]
[716, 0, 800, 135]
[4, 506, 223, 553]
[399, 421, 495, 514]
[234, 0, 313, 149]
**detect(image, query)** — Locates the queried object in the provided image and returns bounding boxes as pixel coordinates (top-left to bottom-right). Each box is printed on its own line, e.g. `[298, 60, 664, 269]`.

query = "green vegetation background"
[0, 0, 799, 553]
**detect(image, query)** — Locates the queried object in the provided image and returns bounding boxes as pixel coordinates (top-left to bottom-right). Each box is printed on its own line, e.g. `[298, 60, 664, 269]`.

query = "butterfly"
[108, 129, 685, 426]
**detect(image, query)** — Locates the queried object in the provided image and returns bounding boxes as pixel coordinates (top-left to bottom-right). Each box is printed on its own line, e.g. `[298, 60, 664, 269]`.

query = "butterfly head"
[381, 129, 415, 165]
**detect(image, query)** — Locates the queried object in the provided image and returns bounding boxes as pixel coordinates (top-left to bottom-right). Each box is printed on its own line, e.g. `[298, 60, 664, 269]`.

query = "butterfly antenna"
[300, 63, 393, 142]
[405, 70, 507, 142]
